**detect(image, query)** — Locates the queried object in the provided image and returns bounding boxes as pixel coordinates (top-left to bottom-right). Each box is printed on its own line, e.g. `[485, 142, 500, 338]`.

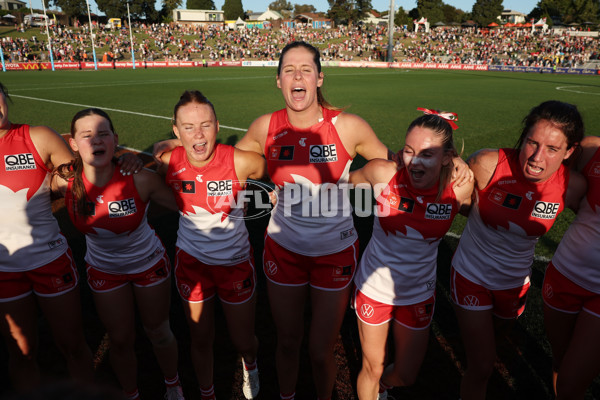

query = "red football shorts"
[543, 261, 600, 317]
[450, 266, 530, 319]
[0, 249, 78, 302]
[174, 247, 255, 304]
[354, 287, 435, 329]
[86, 253, 171, 293]
[263, 235, 358, 290]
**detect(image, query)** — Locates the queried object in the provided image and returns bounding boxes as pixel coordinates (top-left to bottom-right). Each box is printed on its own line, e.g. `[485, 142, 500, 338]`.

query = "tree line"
[39, 0, 599, 28]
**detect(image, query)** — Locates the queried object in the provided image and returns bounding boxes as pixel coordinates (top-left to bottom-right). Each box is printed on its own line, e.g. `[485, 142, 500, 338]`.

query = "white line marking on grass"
[9, 75, 274, 92]
[556, 86, 600, 95]
[11, 94, 246, 132]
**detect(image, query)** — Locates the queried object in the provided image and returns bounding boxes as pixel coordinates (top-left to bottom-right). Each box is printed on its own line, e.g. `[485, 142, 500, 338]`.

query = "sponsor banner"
[1, 61, 595, 74]
[242, 60, 278, 67]
[337, 61, 390, 68]
[53, 62, 80, 70]
[207, 61, 242, 67]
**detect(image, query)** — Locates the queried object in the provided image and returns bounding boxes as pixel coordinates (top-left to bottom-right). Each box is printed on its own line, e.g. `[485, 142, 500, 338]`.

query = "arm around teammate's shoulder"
[565, 170, 587, 213]
[574, 135, 600, 172]
[335, 112, 389, 161]
[236, 114, 270, 155]
[467, 148, 499, 191]
[29, 125, 73, 169]
[134, 168, 178, 211]
[234, 147, 268, 183]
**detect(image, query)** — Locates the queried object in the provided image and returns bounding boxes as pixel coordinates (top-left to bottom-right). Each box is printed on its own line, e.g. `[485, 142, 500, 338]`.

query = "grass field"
[1, 67, 600, 399]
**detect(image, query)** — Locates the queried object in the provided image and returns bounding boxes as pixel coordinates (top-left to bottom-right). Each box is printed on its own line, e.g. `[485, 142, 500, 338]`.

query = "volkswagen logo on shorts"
[463, 295, 479, 306]
[266, 261, 278, 275]
[180, 284, 191, 298]
[361, 304, 375, 319]
[543, 283, 554, 298]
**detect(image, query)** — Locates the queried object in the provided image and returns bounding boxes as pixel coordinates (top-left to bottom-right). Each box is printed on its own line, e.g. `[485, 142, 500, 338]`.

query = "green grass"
[3, 67, 600, 398]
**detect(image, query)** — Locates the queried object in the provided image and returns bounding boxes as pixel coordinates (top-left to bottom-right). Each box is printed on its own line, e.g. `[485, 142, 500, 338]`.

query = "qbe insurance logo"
[207, 179, 274, 221]
[4, 153, 36, 171]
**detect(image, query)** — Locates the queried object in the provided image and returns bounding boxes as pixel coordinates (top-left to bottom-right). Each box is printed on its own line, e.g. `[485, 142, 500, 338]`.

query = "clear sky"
[29, 0, 538, 18]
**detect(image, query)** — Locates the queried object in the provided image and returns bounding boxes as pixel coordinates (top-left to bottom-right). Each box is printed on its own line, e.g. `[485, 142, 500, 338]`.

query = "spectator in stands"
[52, 108, 184, 400]
[450, 100, 587, 400]
[543, 134, 600, 399]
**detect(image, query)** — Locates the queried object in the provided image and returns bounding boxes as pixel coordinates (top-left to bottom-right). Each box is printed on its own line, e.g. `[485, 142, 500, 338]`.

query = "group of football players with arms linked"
[1, 40, 599, 400]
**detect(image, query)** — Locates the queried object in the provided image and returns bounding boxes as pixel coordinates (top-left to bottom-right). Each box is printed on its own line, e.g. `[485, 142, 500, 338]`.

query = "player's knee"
[361, 359, 384, 381]
[144, 320, 175, 347]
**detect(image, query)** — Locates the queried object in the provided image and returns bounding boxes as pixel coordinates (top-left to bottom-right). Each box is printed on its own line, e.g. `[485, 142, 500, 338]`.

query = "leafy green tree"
[223, 0, 244, 19]
[294, 4, 316, 14]
[394, 5, 413, 28]
[573, 0, 599, 23]
[327, 0, 372, 25]
[53, 0, 86, 20]
[442, 4, 464, 23]
[416, 0, 445, 24]
[96, 0, 157, 19]
[187, 0, 216, 10]
[471, 0, 503, 26]
[158, 0, 182, 22]
[529, 0, 572, 24]
[268, 0, 292, 12]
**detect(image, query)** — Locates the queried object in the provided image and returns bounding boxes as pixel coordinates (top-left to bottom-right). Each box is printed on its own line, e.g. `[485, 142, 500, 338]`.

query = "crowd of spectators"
[1, 20, 598, 68]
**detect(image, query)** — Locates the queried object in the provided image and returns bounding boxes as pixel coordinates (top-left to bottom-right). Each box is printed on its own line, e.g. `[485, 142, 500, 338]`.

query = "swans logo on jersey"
[269, 145, 294, 160]
[425, 203, 452, 220]
[388, 193, 414, 213]
[531, 201, 560, 220]
[207, 180, 233, 196]
[489, 188, 522, 210]
[310, 144, 337, 163]
[108, 198, 137, 218]
[525, 191, 534, 201]
[171, 180, 195, 193]
[591, 162, 600, 177]
[4, 153, 36, 171]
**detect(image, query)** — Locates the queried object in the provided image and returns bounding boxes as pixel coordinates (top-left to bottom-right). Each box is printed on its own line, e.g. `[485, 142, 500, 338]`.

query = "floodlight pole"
[41, 0, 55, 71]
[27, 0, 33, 20]
[387, 0, 395, 62]
[127, 3, 136, 69]
[85, 0, 98, 70]
[0, 45, 5, 72]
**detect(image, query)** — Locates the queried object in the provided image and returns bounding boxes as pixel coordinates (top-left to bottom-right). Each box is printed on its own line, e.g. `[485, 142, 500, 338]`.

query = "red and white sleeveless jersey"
[166, 144, 250, 265]
[453, 148, 569, 289]
[65, 168, 164, 274]
[552, 146, 600, 293]
[265, 108, 355, 256]
[355, 168, 458, 305]
[0, 124, 67, 272]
